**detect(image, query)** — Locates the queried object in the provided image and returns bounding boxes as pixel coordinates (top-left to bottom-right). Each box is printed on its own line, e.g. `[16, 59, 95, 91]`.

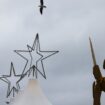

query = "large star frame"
[14, 33, 59, 79]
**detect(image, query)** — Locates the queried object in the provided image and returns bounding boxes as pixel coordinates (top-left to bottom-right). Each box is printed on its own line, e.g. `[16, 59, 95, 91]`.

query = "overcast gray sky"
[0, 0, 105, 105]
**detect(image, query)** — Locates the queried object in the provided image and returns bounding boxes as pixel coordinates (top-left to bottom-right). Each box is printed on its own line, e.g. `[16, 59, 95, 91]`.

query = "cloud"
[0, 0, 105, 105]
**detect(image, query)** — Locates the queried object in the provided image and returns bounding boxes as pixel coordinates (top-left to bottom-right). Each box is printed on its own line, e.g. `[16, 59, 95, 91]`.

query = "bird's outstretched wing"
[40, 0, 43, 5]
[40, 7, 43, 14]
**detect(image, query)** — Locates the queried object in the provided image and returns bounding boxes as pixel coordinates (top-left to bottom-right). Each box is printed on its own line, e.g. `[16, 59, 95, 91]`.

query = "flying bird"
[39, 0, 46, 15]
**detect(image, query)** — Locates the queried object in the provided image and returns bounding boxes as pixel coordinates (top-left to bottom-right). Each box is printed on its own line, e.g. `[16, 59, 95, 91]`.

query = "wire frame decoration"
[0, 62, 25, 104]
[0, 34, 59, 104]
[14, 33, 59, 79]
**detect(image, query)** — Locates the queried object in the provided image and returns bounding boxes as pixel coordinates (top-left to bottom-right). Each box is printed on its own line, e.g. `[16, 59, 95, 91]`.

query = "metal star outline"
[0, 62, 24, 98]
[14, 33, 59, 79]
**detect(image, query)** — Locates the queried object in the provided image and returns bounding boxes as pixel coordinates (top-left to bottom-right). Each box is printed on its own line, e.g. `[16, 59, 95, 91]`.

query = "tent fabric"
[12, 79, 52, 105]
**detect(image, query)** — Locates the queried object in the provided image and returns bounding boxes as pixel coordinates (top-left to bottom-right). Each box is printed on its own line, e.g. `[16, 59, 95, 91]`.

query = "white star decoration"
[0, 62, 23, 98]
[14, 33, 59, 79]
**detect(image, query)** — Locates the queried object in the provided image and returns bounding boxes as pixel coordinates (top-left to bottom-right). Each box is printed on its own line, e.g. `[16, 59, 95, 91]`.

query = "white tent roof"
[12, 79, 53, 105]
